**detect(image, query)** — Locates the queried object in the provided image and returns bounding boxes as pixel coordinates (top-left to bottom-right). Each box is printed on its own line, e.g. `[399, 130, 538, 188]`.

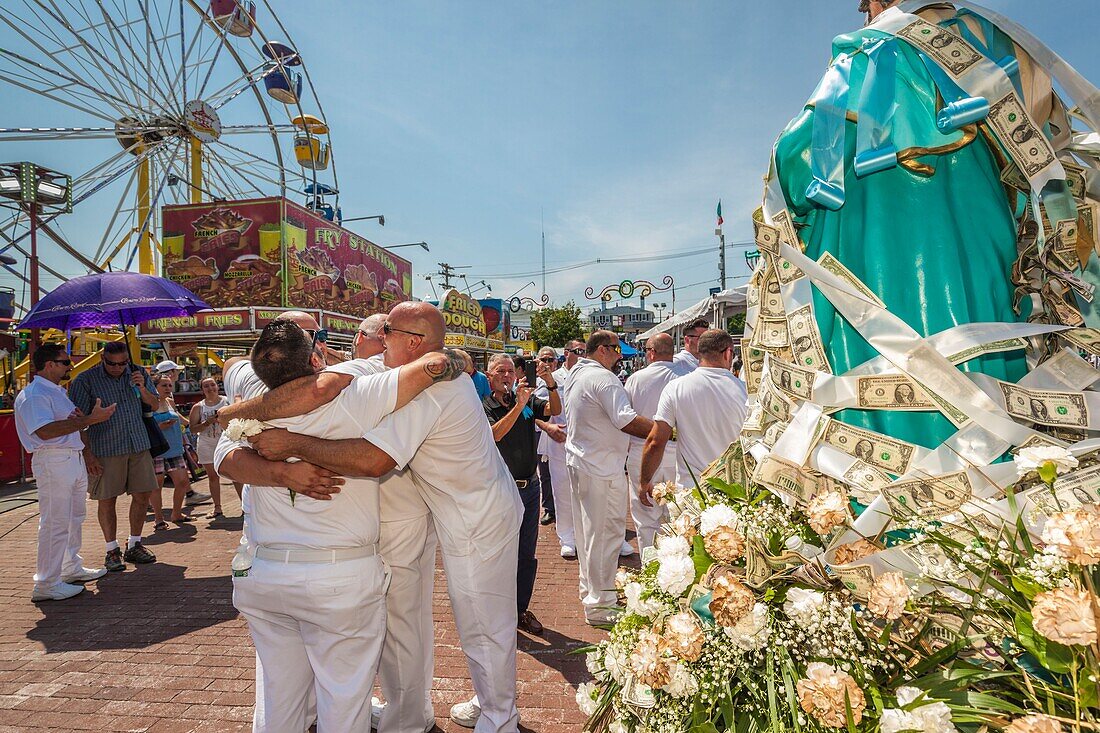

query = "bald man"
[623, 333, 679, 550]
[229, 302, 524, 733]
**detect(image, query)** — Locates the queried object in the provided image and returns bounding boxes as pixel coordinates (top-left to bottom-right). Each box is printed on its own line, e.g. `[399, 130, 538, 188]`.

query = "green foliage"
[728, 312, 747, 334]
[530, 301, 584, 348]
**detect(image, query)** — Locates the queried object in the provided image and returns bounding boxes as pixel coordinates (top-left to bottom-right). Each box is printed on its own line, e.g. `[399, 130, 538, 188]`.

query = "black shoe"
[539, 511, 555, 526]
[123, 542, 156, 564]
[105, 548, 125, 572]
[518, 610, 544, 635]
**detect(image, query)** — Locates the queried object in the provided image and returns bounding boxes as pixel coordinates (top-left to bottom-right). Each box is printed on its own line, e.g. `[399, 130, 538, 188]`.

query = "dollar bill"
[1011, 433, 1070, 455]
[1063, 159, 1087, 200]
[1052, 464, 1100, 506]
[1021, 467, 1100, 524]
[822, 419, 915, 475]
[987, 93, 1056, 179]
[910, 375, 971, 428]
[754, 219, 780, 257]
[752, 317, 790, 350]
[842, 460, 892, 504]
[883, 471, 973, 521]
[759, 269, 784, 318]
[742, 401, 766, 432]
[1000, 161, 1029, 192]
[788, 304, 832, 373]
[759, 379, 793, 423]
[772, 209, 800, 249]
[747, 280, 761, 309]
[622, 676, 656, 709]
[1049, 218, 1080, 271]
[744, 346, 764, 395]
[856, 375, 935, 410]
[999, 382, 1090, 428]
[770, 359, 815, 401]
[752, 454, 819, 504]
[902, 541, 964, 583]
[1080, 201, 1098, 243]
[1039, 347, 1100, 389]
[701, 441, 748, 488]
[832, 563, 875, 600]
[774, 256, 805, 285]
[744, 543, 772, 587]
[1061, 327, 1100, 356]
[896, 19, 981, 77]
[817, 251, 884, 307]
[946, 337, 1027, 365]
[762, 422, 786, 448]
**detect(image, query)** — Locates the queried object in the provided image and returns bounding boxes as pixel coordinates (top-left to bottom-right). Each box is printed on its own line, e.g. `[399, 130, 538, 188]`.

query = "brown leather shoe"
[517, 610, 544, 635]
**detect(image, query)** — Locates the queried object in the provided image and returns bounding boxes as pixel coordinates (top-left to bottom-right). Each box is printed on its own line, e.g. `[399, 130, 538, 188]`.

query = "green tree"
[530, 301, 584, 348]
[728, 312, 746, 334]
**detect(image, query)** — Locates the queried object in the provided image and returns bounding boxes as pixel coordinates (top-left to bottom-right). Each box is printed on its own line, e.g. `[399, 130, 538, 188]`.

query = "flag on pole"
[716, 200, 724, 228]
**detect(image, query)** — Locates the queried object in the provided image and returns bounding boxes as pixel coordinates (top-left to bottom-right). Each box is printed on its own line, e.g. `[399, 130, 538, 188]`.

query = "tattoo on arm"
[425, 349, 467, 383]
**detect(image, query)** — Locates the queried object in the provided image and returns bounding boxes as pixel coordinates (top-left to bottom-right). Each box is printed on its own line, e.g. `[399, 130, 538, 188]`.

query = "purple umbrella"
[18, 271, 212, 331]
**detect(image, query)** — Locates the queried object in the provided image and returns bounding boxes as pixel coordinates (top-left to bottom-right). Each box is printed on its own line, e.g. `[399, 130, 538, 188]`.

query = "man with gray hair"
[536, 339, 584, 557]
[623, 333, 679, 550]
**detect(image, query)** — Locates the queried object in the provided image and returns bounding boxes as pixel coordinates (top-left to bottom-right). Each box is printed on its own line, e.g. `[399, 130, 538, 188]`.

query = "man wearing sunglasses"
[69, 341, 160, 571]
[15, 344, 117, 601]
[671, 318, 710, 376]
[563, 331, 653, 625]
[531, 347, 560, 528]
[242, 301, 524, 733]
[535, 339, 584, 558]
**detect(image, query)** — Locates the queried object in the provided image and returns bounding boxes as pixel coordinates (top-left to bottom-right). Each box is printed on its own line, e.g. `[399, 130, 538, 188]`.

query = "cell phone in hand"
[524, 360, 538, 388]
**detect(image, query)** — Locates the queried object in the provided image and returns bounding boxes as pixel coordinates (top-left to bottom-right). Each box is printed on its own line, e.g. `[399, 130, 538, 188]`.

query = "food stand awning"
[636, 285, 748, 341]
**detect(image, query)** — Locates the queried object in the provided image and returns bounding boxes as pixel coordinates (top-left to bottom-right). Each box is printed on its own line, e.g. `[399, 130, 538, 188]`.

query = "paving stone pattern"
[0, 478, 637, 732]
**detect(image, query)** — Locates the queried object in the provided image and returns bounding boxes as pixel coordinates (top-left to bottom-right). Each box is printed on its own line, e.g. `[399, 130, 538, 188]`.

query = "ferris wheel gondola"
[0, 0, 340, 312]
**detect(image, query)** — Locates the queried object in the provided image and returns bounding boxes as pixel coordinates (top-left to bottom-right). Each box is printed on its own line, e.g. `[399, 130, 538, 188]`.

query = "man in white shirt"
[15, 344, 115, 602]
[563, 330, 653, 625]
[640, 330, 748, 504]
[245, 302, 524, 733]
[534, 339, 583, 557]
[623, 333, 679, 551]
[215, 319, 463, 733]
[671, 318, 709, 376]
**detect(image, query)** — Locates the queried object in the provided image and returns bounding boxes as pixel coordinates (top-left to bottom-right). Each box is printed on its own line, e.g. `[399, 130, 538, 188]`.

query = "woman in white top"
[188, 377, 236, 517]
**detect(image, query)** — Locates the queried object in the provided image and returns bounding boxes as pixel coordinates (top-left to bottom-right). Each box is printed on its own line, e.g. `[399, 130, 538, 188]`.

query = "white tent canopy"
[636, 285, 749, 342]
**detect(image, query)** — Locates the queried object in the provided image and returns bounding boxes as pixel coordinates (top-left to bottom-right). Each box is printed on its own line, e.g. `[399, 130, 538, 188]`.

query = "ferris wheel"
[0, 0, 339, 304]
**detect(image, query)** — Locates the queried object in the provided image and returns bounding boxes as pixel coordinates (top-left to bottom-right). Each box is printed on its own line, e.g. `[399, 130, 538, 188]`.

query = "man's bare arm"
[620, 415, 654, 439]
[218, 372, 352, 426]
[639, 420, 673, 507]
[250, 429, 397, 477]
[394, 349, 467, 410]
[218, 446, 345, 500]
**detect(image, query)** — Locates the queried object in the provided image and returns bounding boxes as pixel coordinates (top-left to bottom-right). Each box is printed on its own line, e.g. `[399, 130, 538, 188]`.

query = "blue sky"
[3, 1, 1099, 318]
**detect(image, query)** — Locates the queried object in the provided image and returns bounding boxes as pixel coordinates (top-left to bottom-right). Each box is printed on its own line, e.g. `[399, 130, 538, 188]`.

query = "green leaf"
[1013, 611, 1074, 674]
[692, 534, 714, 579]
[706, 476, 747, 502]
[1011, 574, 1045, 601]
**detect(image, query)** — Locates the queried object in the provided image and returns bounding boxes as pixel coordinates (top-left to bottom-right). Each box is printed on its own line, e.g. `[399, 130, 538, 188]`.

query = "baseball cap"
[154, 359, 183, 374]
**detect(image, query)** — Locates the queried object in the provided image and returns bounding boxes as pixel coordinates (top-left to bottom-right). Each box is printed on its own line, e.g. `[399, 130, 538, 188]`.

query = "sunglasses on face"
[383, 323, 426, 338]
[357, 329, 381, 340]
[538, 357, 556, 363]
[304, 328, 328, 344]
[602, 344, 622, 354]
[103, 358, 128, 367]
[566, 348, 585, 355]
[51, 358, 72, 366]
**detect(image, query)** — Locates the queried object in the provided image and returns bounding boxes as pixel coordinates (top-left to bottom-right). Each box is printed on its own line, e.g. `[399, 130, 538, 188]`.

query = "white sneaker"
[560, 545, 576, 558]
[31, 581, 85, 602]
[620, 540, 636, 557]
[184, 491, 212, 506]
[62, 567, 107, 583]
[370, 696, 385, 729]
[450, 695, 481, 729]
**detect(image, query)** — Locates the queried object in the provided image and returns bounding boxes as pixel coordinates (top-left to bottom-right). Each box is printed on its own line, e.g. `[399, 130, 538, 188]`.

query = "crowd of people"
[13, 308, 749, 732]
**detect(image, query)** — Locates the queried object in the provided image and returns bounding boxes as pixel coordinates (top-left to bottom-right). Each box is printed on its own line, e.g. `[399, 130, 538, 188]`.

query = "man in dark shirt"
[482, 353, 560, 635]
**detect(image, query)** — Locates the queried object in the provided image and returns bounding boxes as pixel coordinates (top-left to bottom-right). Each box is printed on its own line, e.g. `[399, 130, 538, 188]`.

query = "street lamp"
[342, 214, 385, 225]
[654, 302, 668, 321]
[386, 241, 429, 252]
[744, 249, 762, 271]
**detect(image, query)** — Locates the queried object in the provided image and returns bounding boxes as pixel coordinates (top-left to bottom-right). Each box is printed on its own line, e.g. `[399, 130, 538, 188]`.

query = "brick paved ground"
[0, 477, 637, 732]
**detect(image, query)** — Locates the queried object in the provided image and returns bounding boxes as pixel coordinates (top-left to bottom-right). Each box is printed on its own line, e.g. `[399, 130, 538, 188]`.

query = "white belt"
[254, 544, 377, 563]
[32, 447, 83, 454]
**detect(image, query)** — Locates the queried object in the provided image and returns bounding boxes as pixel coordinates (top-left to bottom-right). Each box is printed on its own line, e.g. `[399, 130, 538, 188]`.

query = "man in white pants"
[248, 302, 524, 733]
[623, 333, 680, 551]
[221, 310, 446, 733]
[564, 330, 652, 625]
[640, 330, 748, 505]
[216, 319, 463, 733]
[15, 344, 114, 602]
[534, 340, 582, 557]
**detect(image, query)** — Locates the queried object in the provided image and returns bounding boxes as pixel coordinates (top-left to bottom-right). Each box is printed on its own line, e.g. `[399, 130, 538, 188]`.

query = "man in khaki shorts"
[68, 341, 160, 571]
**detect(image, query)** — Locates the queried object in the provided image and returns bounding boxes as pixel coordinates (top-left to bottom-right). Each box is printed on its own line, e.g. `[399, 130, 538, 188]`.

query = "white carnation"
[1016, 445, 1078, 478]
[700, 503, 740, 535]
[656, 533, 690, 562]
[585, 650, 603, 675]
[576, 681, 599, 716]
[661, 662, 699, 699]
[881, 687, 957, 733]
[624, 582, 664, 618]
[609, 720, 630, 733]
[725, 602, 770, 651]
[224, 418, 265, 442]
[656, 554, 695, 597]
[604, 645, 631, 684]
[783, 587, 825, 629]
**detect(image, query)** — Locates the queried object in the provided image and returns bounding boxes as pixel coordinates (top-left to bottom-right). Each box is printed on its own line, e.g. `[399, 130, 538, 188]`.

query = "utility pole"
[434, 262, 470, 289]
[541, 208, 546, 296]
[716, 226, 726, 291]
